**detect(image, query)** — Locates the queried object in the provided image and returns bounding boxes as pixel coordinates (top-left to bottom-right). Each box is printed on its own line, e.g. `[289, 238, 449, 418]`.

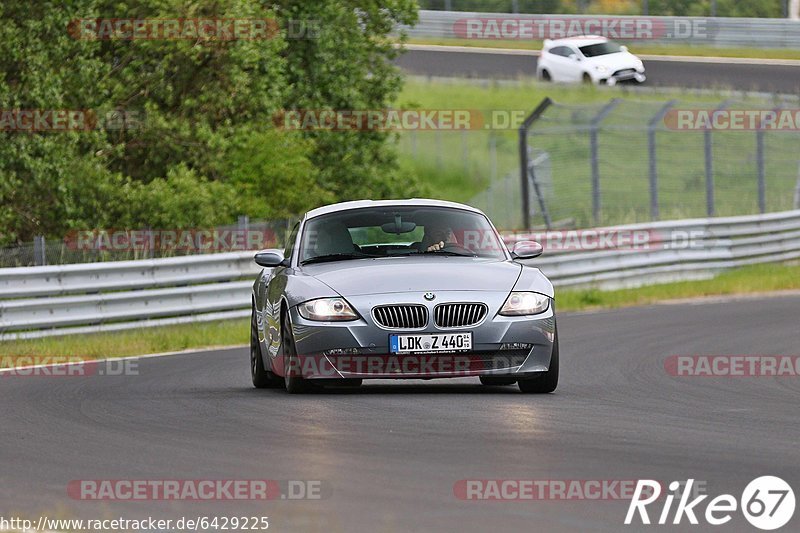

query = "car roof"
[304, 199, 485, 220]
[544, 35, 608, 48]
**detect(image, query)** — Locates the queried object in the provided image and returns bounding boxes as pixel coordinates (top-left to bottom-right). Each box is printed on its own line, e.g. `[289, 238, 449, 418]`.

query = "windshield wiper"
[301, 253, 373, 265]
[422, 250, 477, 257]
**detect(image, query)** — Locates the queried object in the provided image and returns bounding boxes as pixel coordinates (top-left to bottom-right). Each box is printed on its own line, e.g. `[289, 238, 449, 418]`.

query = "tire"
[479, 376, 516, 386]
[282, 312, 311, 394]
[540, 69, 551, 82]
[251, 307, 282, 389]
[518, 328, 559, 394]
[582, 73, 593, 85]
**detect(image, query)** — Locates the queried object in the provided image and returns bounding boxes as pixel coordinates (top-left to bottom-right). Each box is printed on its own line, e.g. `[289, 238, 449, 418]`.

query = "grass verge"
[557, 263, 800, 311]
[0, 319, 248, 366]
[405, 38, 800, 61]
[1, 263, 798, 364]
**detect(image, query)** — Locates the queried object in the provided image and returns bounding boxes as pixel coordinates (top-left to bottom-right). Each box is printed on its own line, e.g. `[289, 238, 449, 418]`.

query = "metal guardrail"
[0, 252, 262, 340]
[2, 210, 799, 340]
[406, 10, 800, 49]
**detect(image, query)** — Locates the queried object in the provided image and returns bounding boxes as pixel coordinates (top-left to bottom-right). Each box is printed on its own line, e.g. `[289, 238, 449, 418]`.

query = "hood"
[301, 257, 521, 296]
[584, 51, 641, 70]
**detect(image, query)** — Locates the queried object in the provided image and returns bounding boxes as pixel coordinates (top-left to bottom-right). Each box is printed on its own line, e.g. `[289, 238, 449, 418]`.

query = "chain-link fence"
[0, 218, 294, 268]
[417, 1, 794, 18]
[518, 96, 800, 228]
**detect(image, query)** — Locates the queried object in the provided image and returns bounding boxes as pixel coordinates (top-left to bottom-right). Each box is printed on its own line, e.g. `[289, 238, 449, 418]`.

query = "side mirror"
[254, 249, 285, 268]
[569, 53, 580, 62]
[621, 45, 629, 53]
[511, 241, 543, 260]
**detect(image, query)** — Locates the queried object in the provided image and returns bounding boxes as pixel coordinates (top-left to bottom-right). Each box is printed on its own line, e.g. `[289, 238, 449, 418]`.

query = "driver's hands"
[426, 240, 445, 252]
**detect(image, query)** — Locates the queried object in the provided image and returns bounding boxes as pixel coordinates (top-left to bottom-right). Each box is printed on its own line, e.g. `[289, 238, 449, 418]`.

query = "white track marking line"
[0, 344, 247, 375]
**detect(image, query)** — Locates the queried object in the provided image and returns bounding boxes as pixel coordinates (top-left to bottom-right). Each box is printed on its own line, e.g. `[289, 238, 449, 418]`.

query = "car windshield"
[299, 206, 506, 264]
[579, 42, 623, 57]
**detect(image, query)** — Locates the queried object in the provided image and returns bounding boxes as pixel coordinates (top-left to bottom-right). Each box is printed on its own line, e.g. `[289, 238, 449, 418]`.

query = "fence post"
[705, 100, 732, 217]
[794, 162, 800, 209]
[589, 99, 621, 226]
[756, 104, 783, 214]
[756, 130, 766, 213]
[33, 235, 46, 266]
[519, 98, 552, 229]
[489, 133, 497, 182]
[435, 130, 443, 170]
[642, 0, 649, 16]
[528, 157, 552, 229]
[648, 100, 677, 221]
[461, 129, 469, 176]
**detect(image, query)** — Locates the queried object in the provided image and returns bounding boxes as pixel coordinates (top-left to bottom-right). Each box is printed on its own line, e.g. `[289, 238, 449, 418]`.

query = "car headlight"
[595, 65, 608, 73]
[499, 292, 550, 316]
[298, 298, 358, 321]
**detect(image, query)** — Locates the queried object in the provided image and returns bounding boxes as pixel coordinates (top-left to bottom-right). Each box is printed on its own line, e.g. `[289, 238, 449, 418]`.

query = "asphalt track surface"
[395, 48, 800, 94]
[2, 294, 799, 532]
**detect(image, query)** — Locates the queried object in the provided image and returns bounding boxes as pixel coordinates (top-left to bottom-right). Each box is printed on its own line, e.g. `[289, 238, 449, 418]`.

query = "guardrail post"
[589, 99, 621, 226]
[33, 235, 46, 266]
[648, 100, 677, 221]
[519, 98, 552, 229]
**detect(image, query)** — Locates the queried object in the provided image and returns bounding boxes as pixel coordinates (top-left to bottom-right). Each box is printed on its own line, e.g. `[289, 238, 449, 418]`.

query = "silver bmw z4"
[250, 199, 558, 394]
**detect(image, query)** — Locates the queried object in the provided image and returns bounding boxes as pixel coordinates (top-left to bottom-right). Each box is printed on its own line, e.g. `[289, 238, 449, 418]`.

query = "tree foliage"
[0, 0, 422, 244]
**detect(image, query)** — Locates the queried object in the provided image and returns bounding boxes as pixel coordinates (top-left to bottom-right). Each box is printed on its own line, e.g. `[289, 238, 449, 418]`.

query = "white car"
[537, 36, 646, 86]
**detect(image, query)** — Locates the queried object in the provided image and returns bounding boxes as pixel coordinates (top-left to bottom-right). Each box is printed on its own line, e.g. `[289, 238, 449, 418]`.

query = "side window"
[549, 46, 565, 57]
[283, 223, 299, 260]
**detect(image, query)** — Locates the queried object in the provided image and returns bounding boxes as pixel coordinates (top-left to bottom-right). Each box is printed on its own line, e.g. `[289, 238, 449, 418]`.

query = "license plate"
[390, 333, 472, 354]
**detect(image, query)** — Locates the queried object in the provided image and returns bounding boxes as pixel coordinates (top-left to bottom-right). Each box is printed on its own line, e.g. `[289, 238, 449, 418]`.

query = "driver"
[423, 225, 458, 252]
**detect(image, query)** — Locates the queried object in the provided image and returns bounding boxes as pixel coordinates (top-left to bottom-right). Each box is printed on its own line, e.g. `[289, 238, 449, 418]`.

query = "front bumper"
[605, 68, 646, 86]
[277, 291, 556, 380]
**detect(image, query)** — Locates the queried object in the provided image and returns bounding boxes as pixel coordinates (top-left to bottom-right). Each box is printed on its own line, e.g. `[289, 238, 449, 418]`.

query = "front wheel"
[282, 313, 312, 394]
[518, 329, 559, 394]
[251, 307, 283, 389]
[540, 69, 551, 82]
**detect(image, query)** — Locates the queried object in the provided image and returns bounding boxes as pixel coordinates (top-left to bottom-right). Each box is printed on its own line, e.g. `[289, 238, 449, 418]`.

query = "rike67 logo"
[626, 477, 795, 530]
